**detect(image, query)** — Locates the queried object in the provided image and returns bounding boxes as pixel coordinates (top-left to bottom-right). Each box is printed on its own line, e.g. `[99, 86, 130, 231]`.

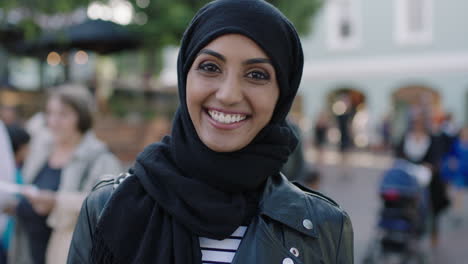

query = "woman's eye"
[197, 62, 221, 73]
[246, 70, 270, 81]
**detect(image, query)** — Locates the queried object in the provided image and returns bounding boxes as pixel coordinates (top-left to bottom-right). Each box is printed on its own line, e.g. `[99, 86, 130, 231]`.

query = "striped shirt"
[199, 226, 247, 264]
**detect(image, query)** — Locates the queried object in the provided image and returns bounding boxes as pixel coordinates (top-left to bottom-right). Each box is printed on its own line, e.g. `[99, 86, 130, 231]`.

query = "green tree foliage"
[1, 0, 322, 44]
[0, 0, 91, 15]
[128, 0, 323, 75]
[0, 0, 99, 39]
[1, 0, 322, 74]
[130, 0, 322, 49]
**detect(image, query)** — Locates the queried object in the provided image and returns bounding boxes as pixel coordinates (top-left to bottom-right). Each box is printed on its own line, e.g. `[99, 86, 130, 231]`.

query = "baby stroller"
[364, 159, 430, 264]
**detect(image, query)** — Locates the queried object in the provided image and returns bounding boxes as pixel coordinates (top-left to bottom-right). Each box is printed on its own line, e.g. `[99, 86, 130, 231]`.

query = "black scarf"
[90, 0, 303, 263]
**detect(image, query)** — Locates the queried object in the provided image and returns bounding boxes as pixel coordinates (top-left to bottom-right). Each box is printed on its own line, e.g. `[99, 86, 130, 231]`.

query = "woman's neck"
[49, 132, 83, 168]
[55, 132, 83, 150]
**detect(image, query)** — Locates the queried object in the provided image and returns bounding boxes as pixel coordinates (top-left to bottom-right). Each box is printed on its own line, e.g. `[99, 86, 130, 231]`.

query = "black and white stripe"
[199, 226, 247, 264]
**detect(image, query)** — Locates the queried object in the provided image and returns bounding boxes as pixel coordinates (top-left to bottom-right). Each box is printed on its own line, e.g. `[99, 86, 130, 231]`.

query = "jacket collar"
[259, 173, 319, 238]
[72, 131, 106, 160]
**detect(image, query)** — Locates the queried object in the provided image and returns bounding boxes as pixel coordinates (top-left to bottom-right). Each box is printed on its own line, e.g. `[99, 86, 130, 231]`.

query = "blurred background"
[1, 0, 468, 263]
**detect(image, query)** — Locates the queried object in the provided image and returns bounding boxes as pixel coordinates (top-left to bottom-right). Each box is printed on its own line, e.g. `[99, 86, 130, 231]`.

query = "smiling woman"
[187, 34, 279, 152]
[67, 1, 353, 264]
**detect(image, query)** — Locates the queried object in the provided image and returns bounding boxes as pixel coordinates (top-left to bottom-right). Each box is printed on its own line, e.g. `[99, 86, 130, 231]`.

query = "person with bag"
[6, 84, 121, 264]
[68, 1, 353, 263]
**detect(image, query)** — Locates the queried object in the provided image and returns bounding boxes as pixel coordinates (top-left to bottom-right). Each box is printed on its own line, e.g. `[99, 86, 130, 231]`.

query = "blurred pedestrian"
[0, 120, 15, 197]
[68, 1, 353, 263]
[0, 106, 19, 126]
[5, 125, 31, 171]
[313, 110, 329, 165]
[6, 84, 121, 264]
[336, 95, 353, 153]
[442, 126, 468, 220]
[0, 121, 16, 264]
[439, 112, 459, 154]
[1, 125, 30, 262]
[395, 116, 450, 248]
[334, 95, 353, 179]
[380, 113, 392, 151]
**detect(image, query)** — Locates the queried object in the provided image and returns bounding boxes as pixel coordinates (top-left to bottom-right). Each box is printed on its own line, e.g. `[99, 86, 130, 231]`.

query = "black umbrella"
[0, 24, 24, 46]
[13, 19, 140, 56]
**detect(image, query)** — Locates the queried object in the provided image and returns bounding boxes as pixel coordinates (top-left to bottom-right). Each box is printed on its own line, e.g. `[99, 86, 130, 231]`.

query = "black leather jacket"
[67, 174, 353, 263]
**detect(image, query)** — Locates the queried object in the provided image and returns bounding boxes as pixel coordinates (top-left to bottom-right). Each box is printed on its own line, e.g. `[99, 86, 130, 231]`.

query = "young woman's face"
[46, 96, 81, 141]
[186, 34, 279, 152]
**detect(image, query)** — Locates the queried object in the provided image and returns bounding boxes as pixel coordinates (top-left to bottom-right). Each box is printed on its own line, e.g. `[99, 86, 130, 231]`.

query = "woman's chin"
[202, 137, 247, 153]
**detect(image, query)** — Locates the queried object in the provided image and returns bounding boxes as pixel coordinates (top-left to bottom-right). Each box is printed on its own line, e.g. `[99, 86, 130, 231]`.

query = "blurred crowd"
[0, 81, 467, 263]
[309, 98, 468, 251]
[0, 84, 121, 264]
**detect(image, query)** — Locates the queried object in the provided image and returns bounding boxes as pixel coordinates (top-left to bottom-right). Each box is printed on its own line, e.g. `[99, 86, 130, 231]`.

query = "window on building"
[326, 0, 361, 50]
[395, 0, 433, 45]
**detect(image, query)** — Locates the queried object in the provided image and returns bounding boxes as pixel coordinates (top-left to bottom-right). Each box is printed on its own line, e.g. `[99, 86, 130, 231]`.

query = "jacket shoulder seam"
[293, 182, 340, 207]
[305, 191, 339, 208]
[91, 172, 131, 192]
[91, 178, 114, 191]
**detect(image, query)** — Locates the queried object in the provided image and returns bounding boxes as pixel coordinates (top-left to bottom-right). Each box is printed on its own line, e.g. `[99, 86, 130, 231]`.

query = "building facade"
[300, 0, 468, 145]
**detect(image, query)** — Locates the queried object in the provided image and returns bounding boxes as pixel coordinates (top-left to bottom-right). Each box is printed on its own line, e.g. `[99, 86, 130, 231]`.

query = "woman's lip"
[204, 110, 248, 130]
[204, 107, 250, 116]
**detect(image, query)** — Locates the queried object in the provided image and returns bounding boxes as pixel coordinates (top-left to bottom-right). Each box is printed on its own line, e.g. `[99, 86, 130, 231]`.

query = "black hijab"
[90, 1, 303, 263]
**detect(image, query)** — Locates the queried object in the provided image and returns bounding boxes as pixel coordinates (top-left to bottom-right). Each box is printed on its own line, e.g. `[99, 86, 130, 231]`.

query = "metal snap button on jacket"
[282, 257, 294, 264]
[290, 247, 299, 257]
[302, 219, 313, 230]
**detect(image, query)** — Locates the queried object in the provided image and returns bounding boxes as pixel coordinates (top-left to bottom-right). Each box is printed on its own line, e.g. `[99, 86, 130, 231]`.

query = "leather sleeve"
[336, 211, 354, 264]
[67, 184, 114, 264]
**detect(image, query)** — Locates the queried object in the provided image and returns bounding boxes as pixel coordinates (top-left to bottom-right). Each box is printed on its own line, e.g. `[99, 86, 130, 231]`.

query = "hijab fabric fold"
[91, 1, 304, 263]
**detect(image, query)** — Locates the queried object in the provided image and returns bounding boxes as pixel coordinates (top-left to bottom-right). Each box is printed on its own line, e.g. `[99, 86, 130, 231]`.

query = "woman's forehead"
[200, 34, 270, 60]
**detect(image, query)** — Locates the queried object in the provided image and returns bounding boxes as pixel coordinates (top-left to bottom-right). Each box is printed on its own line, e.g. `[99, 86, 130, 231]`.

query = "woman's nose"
[215, 75, 243, 105]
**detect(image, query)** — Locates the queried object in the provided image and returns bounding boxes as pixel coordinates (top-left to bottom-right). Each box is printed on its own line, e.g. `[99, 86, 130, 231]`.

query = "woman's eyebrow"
[197, 49, 225, 61]
[197, 49, 272, 66]
[243, 58, 272, 65]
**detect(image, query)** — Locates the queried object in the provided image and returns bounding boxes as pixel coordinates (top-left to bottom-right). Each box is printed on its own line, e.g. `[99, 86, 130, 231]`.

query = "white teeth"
[208, 110, 247, 124]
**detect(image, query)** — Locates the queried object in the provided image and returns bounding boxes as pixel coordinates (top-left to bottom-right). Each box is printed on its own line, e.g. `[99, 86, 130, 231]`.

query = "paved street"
[306, 149, 468, 264]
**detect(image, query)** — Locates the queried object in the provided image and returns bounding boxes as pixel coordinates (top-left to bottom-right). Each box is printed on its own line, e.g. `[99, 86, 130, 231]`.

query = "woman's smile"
[207, 109, 248, 124]
[204, 107, 250, 130]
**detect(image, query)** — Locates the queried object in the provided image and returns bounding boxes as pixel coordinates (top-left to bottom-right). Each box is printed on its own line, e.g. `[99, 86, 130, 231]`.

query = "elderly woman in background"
[7, 84, 121, 264]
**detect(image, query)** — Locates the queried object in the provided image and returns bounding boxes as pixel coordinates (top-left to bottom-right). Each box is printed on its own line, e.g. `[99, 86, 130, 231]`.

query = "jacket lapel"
[232, 174, 322, 264]
[232, 217, 306, 264]
[260, 174, 319, 238]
